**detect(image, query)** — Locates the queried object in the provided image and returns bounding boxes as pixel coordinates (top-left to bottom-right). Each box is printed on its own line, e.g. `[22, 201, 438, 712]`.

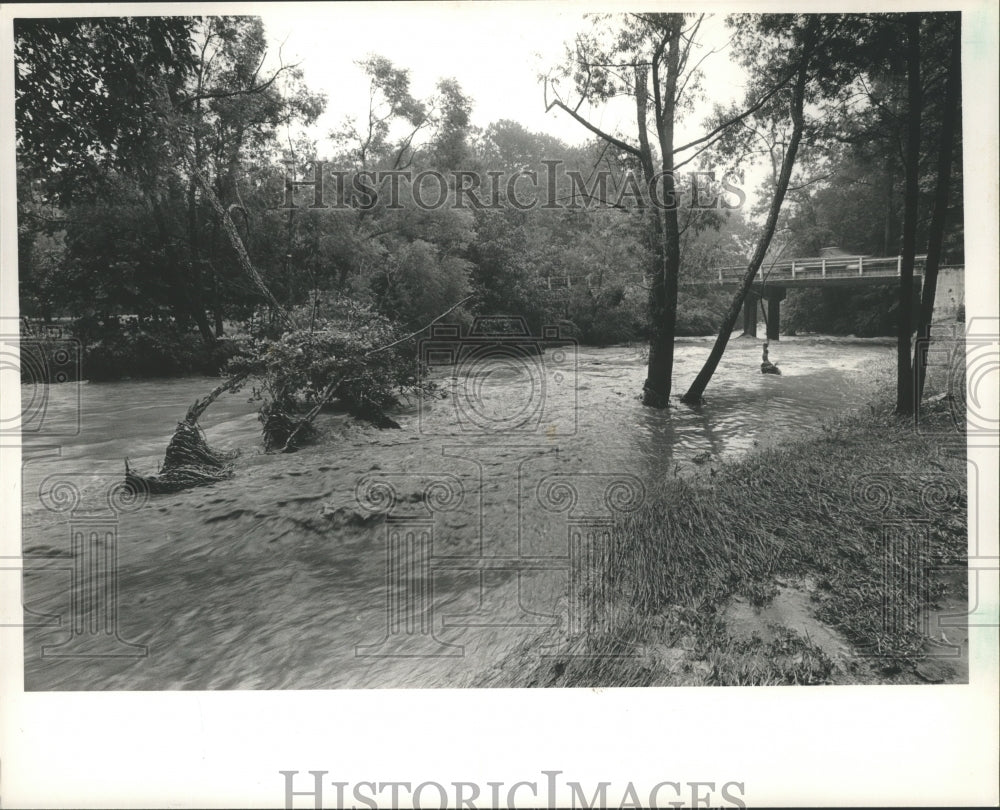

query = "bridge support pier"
[742, 291, 759, 337]
[765, 287, 786, 341]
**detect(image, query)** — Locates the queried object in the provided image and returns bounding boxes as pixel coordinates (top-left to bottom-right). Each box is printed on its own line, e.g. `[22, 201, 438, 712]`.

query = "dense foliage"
[14, 11, 963, 396]
[226, 297, 424, 449]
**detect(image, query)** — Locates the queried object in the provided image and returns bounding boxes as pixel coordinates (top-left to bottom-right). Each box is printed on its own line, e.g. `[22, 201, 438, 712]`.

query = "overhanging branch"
[544, 77, 641, 158]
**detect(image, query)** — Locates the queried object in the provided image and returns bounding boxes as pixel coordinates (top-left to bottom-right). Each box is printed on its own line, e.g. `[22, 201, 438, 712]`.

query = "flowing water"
[19, 336, 894, 689]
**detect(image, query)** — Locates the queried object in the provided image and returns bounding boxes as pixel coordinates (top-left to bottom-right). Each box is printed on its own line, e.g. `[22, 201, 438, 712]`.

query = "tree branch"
[544, 78, 641, 157]
[365, 294, 476, 357]
[672, 64, 796, 154]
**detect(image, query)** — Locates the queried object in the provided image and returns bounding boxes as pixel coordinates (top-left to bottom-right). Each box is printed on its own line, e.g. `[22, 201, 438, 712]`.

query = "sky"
[257, 4, 757, 177]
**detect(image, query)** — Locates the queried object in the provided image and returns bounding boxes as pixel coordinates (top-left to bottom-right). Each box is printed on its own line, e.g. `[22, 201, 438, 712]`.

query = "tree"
[913, 14, 962, 405]
[547, 13, 815, 405]
[681, 15, 821, 404]
[545, 13, 701, 406]
[15, 16, 325, 345]
[754, 13, 962, 346]
[14, 16, 197, 195]
[895, 13, 922, 415]
[427, 78, 474, 171]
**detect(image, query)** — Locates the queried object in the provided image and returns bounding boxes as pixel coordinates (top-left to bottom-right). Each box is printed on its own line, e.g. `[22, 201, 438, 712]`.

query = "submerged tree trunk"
[638, 27, 682, 407]
[913, 18, 960, 406]
[896, 14, 923, 416]
[643, 205, 673, 407]
[681, 47, 811, 405]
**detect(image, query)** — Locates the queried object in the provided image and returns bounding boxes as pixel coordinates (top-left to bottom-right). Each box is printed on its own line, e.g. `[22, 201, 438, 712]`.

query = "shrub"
[226, 296, 426, 450]
[78, 318, 242, 381]
[675, 287, 729, 337]
[21, 317, 243, 382]
[564, 285, 645, 346]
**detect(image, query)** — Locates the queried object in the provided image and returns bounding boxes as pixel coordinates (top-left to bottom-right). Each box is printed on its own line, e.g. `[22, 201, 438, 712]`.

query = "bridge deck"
[538, 256, 962, 291]
[696, 255, 932, 288]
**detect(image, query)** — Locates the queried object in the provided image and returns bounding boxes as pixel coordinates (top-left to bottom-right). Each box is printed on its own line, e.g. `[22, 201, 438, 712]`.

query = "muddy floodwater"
[20, 336, 895, 689]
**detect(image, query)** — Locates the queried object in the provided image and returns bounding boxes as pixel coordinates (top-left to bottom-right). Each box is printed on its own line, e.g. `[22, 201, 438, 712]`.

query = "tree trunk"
[681, 42, 812, 405]
[896, 15, 922, 416]
[883, 156, 896, 256]
[634, 63, 667, 407]
[641, 22, 682, 408]
[191, 305, 216, 346]
[643, 219, 673, 406]
[913, 17, 960, 405]
[190, 163, 296, 330]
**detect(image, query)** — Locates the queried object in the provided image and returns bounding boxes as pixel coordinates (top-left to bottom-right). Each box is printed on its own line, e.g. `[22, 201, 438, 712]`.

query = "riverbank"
[474, 376, 968, 687]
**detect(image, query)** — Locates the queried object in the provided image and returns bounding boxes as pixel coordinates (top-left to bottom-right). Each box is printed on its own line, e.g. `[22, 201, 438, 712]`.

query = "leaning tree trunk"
[896, 14, 923, 416]
[189, 163, 296, 331]
[681, 48, 811, 405]
[913, 17, 960, 405]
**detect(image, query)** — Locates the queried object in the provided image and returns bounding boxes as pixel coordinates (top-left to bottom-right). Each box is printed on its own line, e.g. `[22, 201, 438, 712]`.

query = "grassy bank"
[475, 379, 968, 688]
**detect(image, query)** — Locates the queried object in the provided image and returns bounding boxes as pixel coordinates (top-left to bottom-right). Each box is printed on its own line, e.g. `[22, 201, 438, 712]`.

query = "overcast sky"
[259, 5, 756, 174]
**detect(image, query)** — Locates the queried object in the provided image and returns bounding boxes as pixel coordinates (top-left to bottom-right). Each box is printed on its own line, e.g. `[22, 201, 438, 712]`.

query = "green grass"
[475, 379, 968, 688]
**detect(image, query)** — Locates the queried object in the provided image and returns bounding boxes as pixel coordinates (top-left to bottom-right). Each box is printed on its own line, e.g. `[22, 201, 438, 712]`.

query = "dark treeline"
[15, 14, 962, 394]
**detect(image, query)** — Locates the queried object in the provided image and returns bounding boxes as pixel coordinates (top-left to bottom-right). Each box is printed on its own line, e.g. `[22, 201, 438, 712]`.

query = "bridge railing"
[535, 255, 957, 290]
[708, 254, 928, 285]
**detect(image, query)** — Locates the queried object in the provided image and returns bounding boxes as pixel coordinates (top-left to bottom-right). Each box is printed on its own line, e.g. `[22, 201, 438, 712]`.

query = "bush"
[226, 296, 425, 450]
[78, 318, 242, 381]
[675, 287, 729, 337]
[20, 317, 243, 382]
[564, 285, 645, 345]
[375, 239, 474, 331]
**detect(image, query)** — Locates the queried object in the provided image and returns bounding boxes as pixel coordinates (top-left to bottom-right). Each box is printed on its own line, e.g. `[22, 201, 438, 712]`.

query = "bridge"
[704, 253, 931, 340]
[540, 250, 964, 340]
